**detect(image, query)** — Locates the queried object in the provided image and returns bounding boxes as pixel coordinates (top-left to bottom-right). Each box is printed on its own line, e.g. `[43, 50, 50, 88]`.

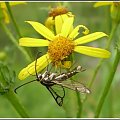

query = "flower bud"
[111, 2, 120, 24]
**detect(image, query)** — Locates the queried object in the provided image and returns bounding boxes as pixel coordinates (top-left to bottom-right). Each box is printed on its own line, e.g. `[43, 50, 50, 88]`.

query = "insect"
[14, 53, 90, 106]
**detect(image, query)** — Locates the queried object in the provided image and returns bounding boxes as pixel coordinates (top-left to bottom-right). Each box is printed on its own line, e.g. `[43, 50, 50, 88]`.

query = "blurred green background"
[0, 2, 120, 118]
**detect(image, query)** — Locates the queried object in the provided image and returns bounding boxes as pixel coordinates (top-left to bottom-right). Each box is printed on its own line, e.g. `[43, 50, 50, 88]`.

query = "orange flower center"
[48, 36, 75, 65]
[49, 6, 68, 18]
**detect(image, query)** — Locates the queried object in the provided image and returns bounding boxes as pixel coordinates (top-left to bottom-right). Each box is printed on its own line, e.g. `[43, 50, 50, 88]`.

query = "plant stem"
[88, 22, 118, 89]
[5, 2, 22, 38]
[70, 54, 82, 118]
[76, 91, 82, 118]
[0, 22, 31, 62]
[95, 48, 120, 118]
[4, 89, 29, 118]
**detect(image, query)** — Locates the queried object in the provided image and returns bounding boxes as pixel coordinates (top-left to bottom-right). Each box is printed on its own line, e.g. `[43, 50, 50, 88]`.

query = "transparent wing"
[52, 80, 90, 94]
[46, 84, 65, 106]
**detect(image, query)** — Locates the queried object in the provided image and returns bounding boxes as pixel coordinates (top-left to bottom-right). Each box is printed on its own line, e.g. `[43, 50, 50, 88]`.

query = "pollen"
[48, 36, 75, 65]
[49, 6, 68, 18]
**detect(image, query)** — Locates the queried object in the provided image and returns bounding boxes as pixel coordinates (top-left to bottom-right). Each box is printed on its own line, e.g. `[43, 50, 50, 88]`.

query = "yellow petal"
[94, 2, 113, 7]
[45, 17, 54, 30]
[55, 15, 63, 34]
[61, 13, 74, 35]
[61, 14, 69, 21]
[74, 46, 111, 58]
[19, 38, 49, 47]
[60, 17, 74, 37]
[68, 25, 89, 39]
[26, 21, 55, 41]
[9, 2, 27, 6]
[18, 53, 51, 80]
[74, 32, 108, 45]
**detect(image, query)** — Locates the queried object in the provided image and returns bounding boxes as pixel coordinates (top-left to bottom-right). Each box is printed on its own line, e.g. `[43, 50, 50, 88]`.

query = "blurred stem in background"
[0, 22, 31, 62]
[5, 2, 22, 38]
[89, 1, 120, 89]
[88, 22, 118, 89]
[4, 2, 32, 62]
[0, 63, 30, 118]
[87, 2, 120, 117]
[5, 89, 30, 118]
[76, 91, 82, 118]
[95, 47, 120, 117]
[87, 11, 119, 117]
[71, 54, 82, 118]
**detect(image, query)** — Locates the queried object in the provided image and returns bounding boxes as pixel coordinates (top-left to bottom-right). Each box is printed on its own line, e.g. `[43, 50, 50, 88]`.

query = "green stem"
[95, 48, 120, 118]
[5, 2, 22, 38]
[4, 89, 29, 118]
[0, 22, 31, 62]
[108, 89, 113, 117]
[76, 91, 82, 118]
[88, 22, 118, 89]
[70, 54, 82, 118]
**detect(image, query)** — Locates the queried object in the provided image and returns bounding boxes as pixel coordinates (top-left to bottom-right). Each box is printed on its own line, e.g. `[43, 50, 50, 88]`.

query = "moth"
[15, 54, 90, 106]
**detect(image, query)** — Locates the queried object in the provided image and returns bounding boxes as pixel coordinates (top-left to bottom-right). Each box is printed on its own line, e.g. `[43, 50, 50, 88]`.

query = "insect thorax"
[38, 72, 56, 87]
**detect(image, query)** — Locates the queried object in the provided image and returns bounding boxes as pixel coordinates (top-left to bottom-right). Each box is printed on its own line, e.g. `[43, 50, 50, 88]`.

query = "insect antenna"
[26, 68, 36, 77]
[25, 51, 43, 78]
[35, 51, 42, 80]
[14, 51, 43, 94]
[14, 80, 37, 94]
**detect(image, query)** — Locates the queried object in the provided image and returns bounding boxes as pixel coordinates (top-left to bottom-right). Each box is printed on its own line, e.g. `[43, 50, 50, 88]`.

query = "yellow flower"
[45, 6, 88, 68]
[94, 2, 120, 23]
[0, 2, 26, 24]
[45, 6, 74, 34]
[18, 17, 111, 80]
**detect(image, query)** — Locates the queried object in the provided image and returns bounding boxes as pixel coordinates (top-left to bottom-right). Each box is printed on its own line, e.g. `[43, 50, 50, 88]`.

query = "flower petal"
[19, 38, 49, 47]
[55, 15, 63, 34]
[60, 17, 74, 37]
[74, 46, 111, 58]
[26, 21, 55, 41]
[74, 32, 108, 45]
[94, 2, 113, 7]
[18, 53, 51, 80]
[68, 25, 89, 39]
[45, 17, 55, 30]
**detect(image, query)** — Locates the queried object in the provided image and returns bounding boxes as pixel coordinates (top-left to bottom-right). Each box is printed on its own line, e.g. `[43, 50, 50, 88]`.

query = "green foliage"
[0, 62, 16, 95]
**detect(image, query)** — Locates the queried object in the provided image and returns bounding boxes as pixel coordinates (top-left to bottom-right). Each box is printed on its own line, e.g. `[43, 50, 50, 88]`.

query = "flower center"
[48, 36, 75, 65]
[49, 6, 68, 18]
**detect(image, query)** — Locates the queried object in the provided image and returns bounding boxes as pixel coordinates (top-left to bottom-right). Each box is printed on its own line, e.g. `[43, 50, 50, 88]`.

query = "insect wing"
[46, 84, 65, 106]
[52, 80, 90, 94]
